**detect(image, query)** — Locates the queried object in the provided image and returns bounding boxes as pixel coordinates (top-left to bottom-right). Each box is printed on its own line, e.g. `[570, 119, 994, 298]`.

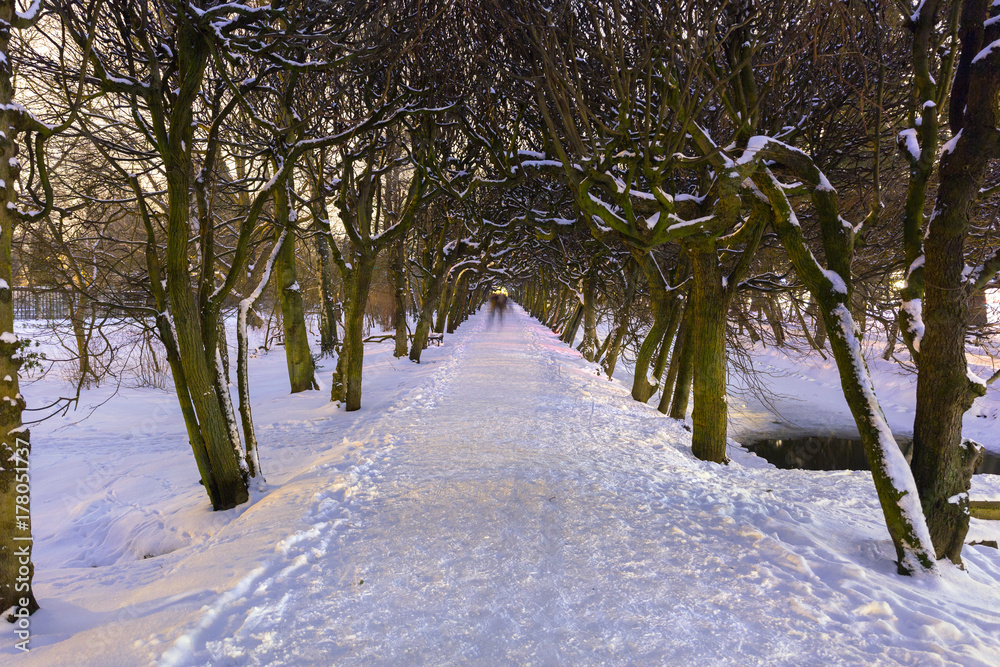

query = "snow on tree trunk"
[757, 168, 936, 574]
[0, 0, 38, 615]
[237, 231, 287, 478]
[910, 20, 1000, 560]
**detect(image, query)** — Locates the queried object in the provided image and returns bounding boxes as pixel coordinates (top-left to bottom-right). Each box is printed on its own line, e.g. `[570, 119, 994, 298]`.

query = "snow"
[942, 129, 963, 156]
[15, 0, 40, 21]
[736, 135, 773, 166]
[901, 298, 925, 352]
[898, 129, 921, 161]
[972, 39, 1000, 64]
[667, 212, 714, 232]
[816, 172, 836, 193]
[820, 268, 848, 295]
[828, 305, 936, 572]
[674, 192, 706, 205]
[5, 308, 1000, 664]
[969, 367, 987, 388]
[629, 188, 656, 201]
[736, 135, 809, 169]
[519, 159, 564, 169]
[0, 331, 18, 344]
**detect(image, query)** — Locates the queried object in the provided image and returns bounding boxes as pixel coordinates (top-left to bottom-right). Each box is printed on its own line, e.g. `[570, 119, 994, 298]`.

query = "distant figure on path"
[488, 292, 508, 327]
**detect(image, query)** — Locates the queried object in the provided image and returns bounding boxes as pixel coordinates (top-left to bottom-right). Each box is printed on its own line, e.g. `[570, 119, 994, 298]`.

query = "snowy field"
[4, 306, 1000, 665]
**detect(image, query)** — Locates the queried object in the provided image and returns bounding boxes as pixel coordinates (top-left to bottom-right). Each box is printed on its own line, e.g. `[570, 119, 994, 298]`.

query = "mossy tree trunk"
[548, 284, 568, 330]
[577, 268, 599, 362]
[560, 301, 584, 345]
[630, 284, 672, 403]
[410, 271, 446, 362]
[273, 181, 317, 393]
[334, 253, 376, 410]
[601, 266, 637, 378]
[308, 166, 340, 358]
[689, 243, 729, 463]
[392, 236, 409, 358]
[446, 272, 470, 334]
[755, 160, 936, 574]
[0, 4, 38, 612]
[910, 1, 1000, 562]
[163, 25, 248, 511]
[660, 298, 691, 416]
[433, 281, 450, 335]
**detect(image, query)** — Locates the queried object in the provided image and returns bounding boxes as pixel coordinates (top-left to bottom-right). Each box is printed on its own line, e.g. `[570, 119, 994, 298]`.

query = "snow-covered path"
[160, 307, 1000, 666]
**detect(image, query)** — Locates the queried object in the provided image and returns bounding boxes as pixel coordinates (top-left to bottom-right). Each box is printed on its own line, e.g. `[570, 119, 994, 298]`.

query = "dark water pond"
[744, 434, 1000, 476]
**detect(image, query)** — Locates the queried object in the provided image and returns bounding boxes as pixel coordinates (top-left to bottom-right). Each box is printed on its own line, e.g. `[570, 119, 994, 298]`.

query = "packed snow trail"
[163, 306, 1000, 666]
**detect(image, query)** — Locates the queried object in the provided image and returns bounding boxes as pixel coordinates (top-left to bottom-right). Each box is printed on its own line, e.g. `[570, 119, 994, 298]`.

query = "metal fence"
[13, 288, 70, 320]
[12, 287, 155, 320]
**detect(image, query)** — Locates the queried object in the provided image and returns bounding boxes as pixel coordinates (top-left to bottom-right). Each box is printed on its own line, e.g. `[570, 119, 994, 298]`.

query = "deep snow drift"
[5, 306, 1000, 665]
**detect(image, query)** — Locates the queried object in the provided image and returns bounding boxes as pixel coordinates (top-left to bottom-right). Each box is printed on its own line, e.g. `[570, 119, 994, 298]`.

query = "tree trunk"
[236, 232, 287, 478]
[689, 245, 729, 463]
[560, 301, 584, 345]
[631, 287, 672, 403]
[446, 274, 468, 334]
[601, 321, 627, 379]
[578, 271, 599, 362]
[601, 266, 637, 378]
[0, 28, 38, 612]
[273, 184, 317, 393]
[163, 36, 248, 510]
[668, 310, 695, 420]
[758, 169, 936, 573]
[911, 159, 992, 558]
[651, 300, 681, 385]
[909, 4, 1000, 564]
[410, 271, 446, 363]
[548, 285, 568, 330]
[762, 295, 785, 346]
[217, 318, 230, 379]
[68, 292, 95, 387]
[733, 299, 761, 344]
[659, 299, 691, 415]
[314, 218, 339, 358]
[810, 299, 827, 348]
[433, 280, 450, 335]
[882, 314, 898, 361]
[392, 237, 409, 358]
[335, 255, 376, 411]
